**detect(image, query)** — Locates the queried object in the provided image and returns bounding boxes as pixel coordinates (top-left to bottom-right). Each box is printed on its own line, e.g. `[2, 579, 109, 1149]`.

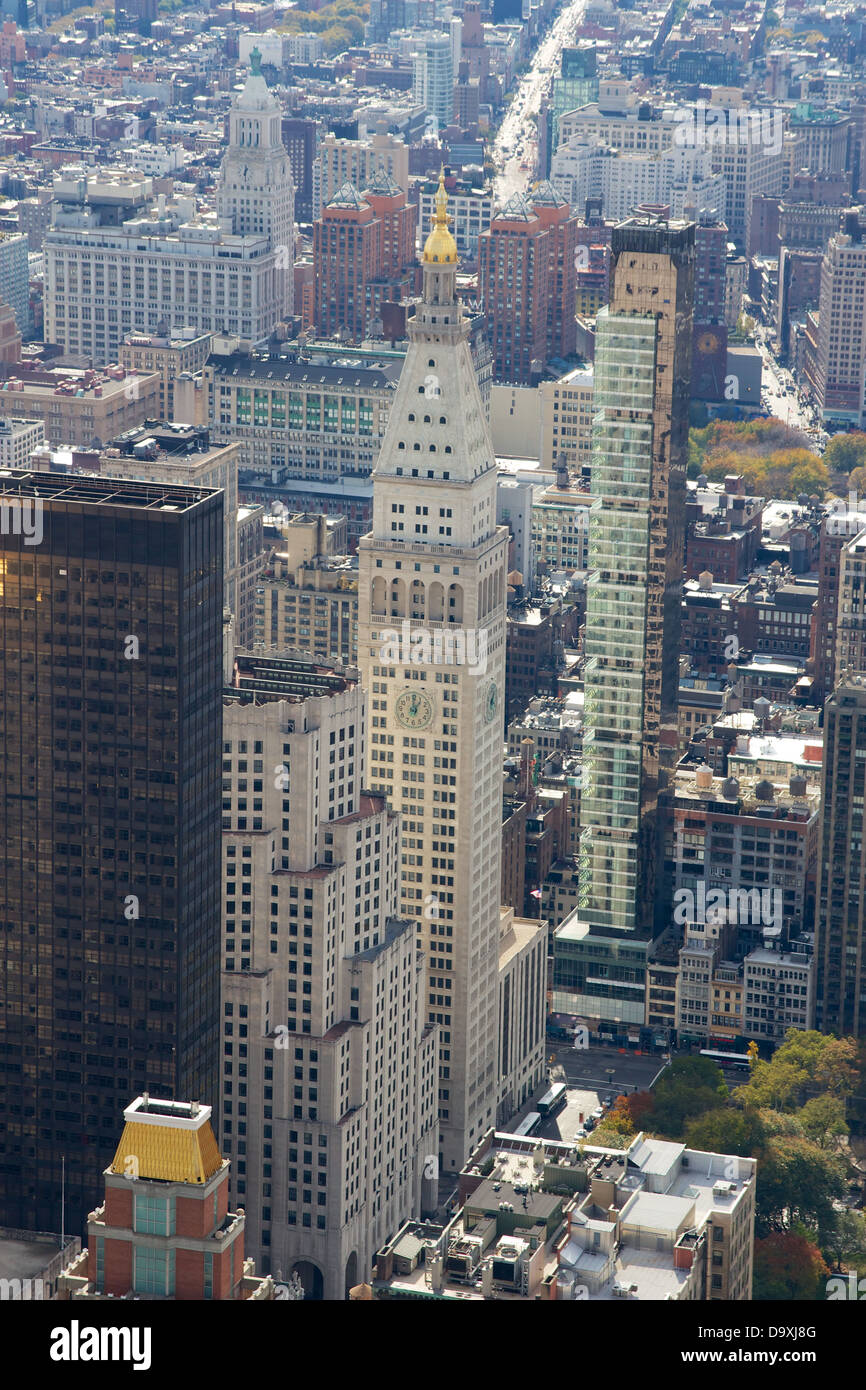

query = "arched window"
[439, 416, 446, 424]
[408, 413, 415, 421]
[429, 581, 444, 621]
[429, 445, 436, 452]
[444, 445, 452, 454]
[398, 441, 405, 449]
[424, 415, 431, 423]
[428, 358, 436, 367]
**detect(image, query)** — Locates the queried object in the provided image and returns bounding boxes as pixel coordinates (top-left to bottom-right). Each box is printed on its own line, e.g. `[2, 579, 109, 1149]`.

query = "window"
[134, 1193, 174, 1235]
[134, 1246, 174, 1296]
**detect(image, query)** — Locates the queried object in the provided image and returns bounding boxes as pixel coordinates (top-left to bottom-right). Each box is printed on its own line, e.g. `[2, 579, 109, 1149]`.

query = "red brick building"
[313, 175, 417, 343]
[479, 192, 550, 383]
[531, 181, 579, 362]
[57, 1095, 273, 1301]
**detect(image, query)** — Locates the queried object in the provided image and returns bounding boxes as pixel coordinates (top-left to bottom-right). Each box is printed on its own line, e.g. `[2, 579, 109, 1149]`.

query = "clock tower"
[217, 47, 295, 315]
[358, 172, 509, 1172]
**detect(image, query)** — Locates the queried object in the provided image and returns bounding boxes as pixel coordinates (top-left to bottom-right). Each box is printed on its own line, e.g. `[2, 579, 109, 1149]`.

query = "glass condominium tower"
[554, 218, 694, 1033]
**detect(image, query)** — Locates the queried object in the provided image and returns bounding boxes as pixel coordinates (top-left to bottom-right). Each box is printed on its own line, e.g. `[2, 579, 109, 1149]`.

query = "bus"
[512, 1112, 541, 1138]
[537, 1082, 567, 1118]
[699, 1049, 752, 1072]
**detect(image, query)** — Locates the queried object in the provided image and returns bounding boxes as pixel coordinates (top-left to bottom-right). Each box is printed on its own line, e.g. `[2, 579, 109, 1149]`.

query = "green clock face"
[395, 688, 434, 730]
[484, 681, 499, 724]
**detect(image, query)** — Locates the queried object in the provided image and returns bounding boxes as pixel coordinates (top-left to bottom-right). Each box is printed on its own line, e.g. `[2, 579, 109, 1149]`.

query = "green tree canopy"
[733, 1030, 858, 1112]
[646, 1058, 728, 1138]
[822, 1208, 866, 1275]
[797, 1095, 847, 1149]
[684, 1106, 765, 1157]
[687, 419, 826, 498]
[756, 1135, 847, 1236]
[824, 432, 866, 475]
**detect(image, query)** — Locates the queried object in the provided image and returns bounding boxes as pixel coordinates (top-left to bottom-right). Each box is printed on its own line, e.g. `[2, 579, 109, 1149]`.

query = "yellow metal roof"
[110, 1117, 224, 1185]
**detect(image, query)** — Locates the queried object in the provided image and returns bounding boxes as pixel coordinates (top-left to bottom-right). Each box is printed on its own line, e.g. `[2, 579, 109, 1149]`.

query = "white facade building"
[312, 133, 410, 220]
[43, 63, 294, 365]
[221, 663, 439, 1300]
[743, 947, 815, 1044]
[358, 176, 509, 1171]
[551, 141, 726, 224]
[418, 180, 492, 260]
[217, 51, 295, 314]
[43, 177, 283, 366]
[0, 417, 44, 468]
[413, 31, 454, 130]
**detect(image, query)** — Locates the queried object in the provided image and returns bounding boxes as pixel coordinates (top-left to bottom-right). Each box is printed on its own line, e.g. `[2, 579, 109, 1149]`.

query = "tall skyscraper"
[413, 32, 455, 132]
[531, 181, 579, 363]
[479, 186, 579, 381]
[817, 675, 866, 1036]
[479, 193, 549, 383]
[313, 178, 417, 345]
[806, 211, 866, 428]
[552, 217, 694, 1035]
[0, 472, 223, 1234]
[358, 175, 510, 1170]
[217, 47, 295, 316]
[549, 46, 599, 156]
[815, 507, 866, 702]
[690, 211, 729, 402]
[220, 653, 438, 1299]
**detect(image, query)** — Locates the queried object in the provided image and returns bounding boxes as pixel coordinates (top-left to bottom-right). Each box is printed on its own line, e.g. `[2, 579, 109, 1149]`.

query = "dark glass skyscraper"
[817, 675, 866, 1036]
[0, 472, 223, 1233]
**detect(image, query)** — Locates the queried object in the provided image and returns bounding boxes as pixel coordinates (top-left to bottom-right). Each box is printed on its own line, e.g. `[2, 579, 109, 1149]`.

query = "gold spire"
[422, 166, 458, 265]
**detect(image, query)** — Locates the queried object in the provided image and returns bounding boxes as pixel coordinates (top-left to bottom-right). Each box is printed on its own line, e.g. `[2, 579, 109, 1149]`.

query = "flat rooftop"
[0, 1233, 64, 1284]
[0, 470, 220, 512]
[211, 352, 401, 389]
[224, 653, 354, 703]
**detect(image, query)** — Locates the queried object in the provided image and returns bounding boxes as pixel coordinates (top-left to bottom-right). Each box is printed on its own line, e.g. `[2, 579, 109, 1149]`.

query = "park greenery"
[823, 431, 866, 494]
[687, 417, 829, 498]
[587, 1032, 866, 1298]
[276, 0, 369, 57]
[47, 0, 113, 34]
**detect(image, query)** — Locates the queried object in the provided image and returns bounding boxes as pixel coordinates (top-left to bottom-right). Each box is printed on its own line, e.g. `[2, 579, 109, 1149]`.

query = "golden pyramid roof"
[110, 1096, 224, 1185]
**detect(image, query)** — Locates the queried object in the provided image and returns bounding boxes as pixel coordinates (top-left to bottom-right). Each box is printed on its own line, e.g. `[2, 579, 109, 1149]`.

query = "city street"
[547, 1041, 669, 1094]
[507, 1045, 670, 1143]
[753, 329, 822, 442]
[492, 0, 587, 204]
